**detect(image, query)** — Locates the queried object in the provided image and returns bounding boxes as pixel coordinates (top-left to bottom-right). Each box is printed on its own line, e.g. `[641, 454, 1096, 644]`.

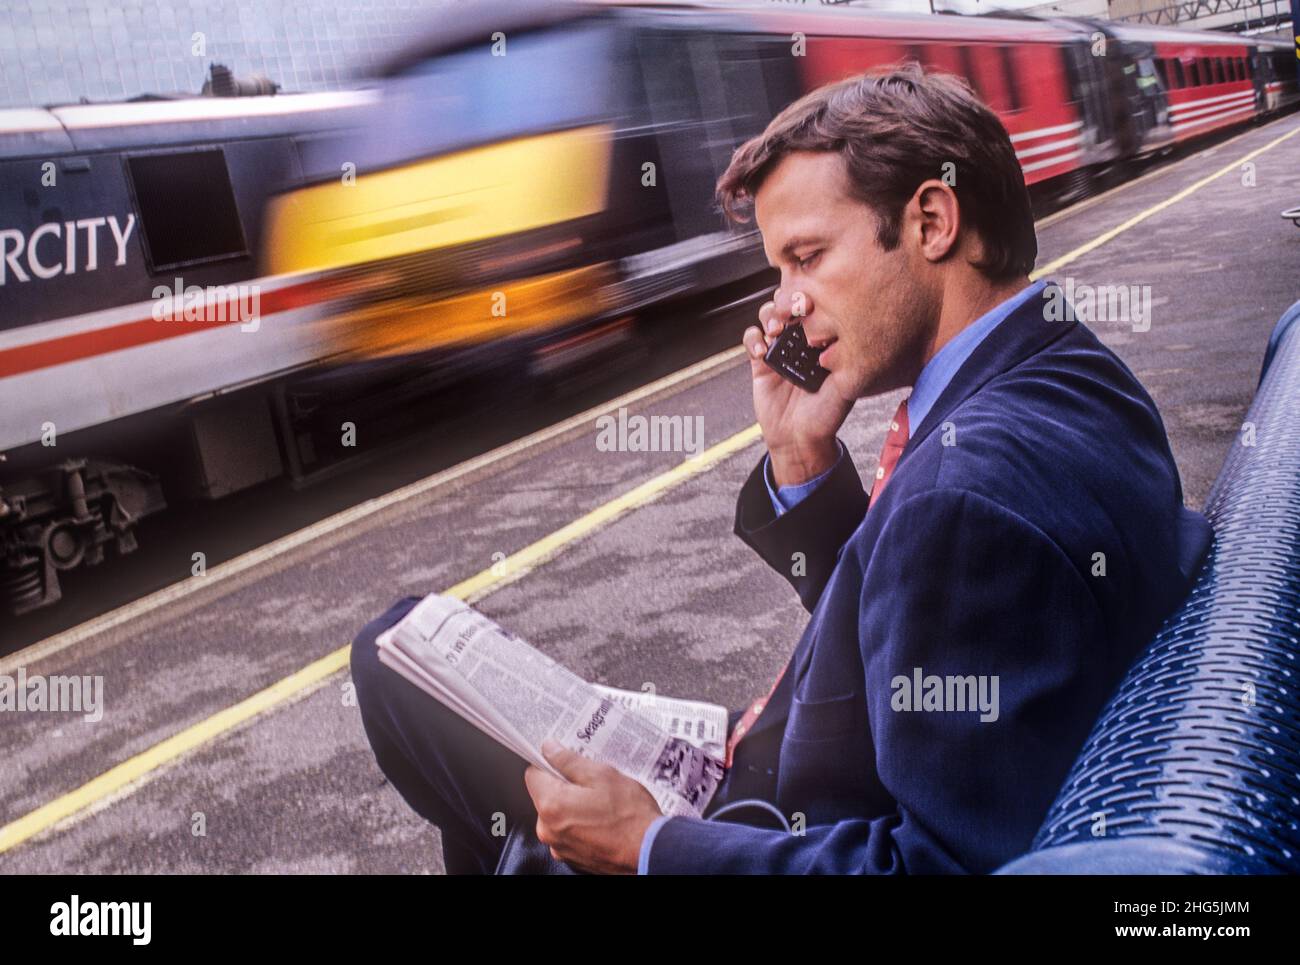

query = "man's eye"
[797, 252, 821, 270]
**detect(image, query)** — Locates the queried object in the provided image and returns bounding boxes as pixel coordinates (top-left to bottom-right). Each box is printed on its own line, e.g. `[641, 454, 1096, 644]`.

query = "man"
[350, 64, 1211, 874]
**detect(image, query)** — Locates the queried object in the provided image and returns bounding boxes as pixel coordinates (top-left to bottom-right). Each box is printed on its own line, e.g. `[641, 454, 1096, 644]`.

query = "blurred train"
[2, 0, 1297, 618]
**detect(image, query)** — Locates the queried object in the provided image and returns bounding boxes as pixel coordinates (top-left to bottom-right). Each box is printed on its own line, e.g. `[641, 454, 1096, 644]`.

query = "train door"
[1125, 47, 1169, 145]
[1061, 40, 1116, 152]
[693, 32, 799, 190]
[1248, 49, 1267, 110]
[632, 27, 728, 243]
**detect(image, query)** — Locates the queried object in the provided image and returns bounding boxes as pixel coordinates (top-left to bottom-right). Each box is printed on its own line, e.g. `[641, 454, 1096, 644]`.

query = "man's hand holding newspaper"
[525, 739, 662, 874]
[373, 593, 728, 873]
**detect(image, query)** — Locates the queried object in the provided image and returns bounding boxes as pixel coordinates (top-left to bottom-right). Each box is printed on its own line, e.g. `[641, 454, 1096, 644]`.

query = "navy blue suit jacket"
[646, 290, 1213, 874]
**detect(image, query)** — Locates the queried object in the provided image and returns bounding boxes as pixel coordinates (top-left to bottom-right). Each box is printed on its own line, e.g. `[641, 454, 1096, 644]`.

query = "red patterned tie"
[869, 398, 910, 509]
[723, 397, 912, 768]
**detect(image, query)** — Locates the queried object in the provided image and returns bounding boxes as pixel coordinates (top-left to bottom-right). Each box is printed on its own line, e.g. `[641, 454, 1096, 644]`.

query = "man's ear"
[911, 179, 961, 265]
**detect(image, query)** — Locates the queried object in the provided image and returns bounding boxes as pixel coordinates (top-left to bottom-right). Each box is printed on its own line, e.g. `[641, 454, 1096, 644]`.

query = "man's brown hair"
[715, 61, 1037, 280]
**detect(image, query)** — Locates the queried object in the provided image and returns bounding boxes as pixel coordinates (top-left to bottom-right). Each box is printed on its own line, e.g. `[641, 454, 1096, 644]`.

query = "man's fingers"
[759, 299, 786, 337]
[541, 739, 608, 785]
[524, 763, 568, 807]
[743, 326, 769, 360]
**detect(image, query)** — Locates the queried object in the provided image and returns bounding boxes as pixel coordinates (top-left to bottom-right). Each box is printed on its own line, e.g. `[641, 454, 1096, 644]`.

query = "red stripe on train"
[0, 279, 327, 379]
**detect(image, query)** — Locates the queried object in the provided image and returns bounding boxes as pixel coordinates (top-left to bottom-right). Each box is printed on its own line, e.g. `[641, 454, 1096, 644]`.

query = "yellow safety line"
[0, 344, 749, 676]
[5, 118, 1298, 858]
[0, 425, 763, 855]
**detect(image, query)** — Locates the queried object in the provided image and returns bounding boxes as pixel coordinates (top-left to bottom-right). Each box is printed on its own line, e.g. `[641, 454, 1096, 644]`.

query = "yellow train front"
[263, 2, 785, 383]
[268, 0, 1298, 389]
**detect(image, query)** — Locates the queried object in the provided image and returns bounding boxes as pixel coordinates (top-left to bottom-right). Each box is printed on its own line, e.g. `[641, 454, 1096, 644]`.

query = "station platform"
[2, 113, 1298, 873]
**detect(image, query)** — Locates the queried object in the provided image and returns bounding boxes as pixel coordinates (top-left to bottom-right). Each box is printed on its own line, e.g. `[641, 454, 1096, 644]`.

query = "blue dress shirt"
[636, 278, 1048, 874]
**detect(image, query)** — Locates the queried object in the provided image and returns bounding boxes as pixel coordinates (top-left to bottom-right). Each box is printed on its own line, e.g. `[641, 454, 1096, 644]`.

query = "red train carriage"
[732, 8, 1111, 186]
[1108, 22, 1297, 148]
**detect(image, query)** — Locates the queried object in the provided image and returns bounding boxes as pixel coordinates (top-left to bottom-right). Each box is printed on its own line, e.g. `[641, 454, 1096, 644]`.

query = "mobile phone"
[763, 323, 831, 392]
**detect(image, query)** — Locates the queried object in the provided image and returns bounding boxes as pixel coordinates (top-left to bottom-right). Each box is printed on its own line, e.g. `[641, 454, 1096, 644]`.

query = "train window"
[125, 149, 248, 272]
[958, 44, 975, 79]
[972, 45, 1012, 112]
[712, 39, 782, 161]
[1200, 58, 1212, 84]
[957, 44, 980, 97]
[923, 42, 963, 77]
[1187, 60, 1200, 86]
[999, 47, 1022, 111]
[1173, 59, 1186, 88]
[366, 20, 619, 173]
[1214, 59, 1225, 84]
[1154, 59, 1169, 89]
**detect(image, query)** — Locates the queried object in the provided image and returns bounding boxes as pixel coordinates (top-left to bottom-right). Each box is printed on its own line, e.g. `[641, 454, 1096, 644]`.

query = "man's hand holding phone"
[743, 288, 855, 488]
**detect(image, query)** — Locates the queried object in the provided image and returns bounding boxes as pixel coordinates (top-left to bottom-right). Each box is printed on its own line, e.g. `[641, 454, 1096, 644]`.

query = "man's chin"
[822, 367, 862, 400]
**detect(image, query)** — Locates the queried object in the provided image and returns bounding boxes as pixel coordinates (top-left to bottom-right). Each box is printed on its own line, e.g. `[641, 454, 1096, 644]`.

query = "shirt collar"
[907, 279, 1047, 431]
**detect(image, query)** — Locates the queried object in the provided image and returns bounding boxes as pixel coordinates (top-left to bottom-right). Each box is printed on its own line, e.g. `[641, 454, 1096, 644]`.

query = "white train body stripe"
[0, 271, 320, 352]
[0, 289, 335, 452]
[1170, 89, 1256, 113]
[1009, 120, 1084, 143]
[1173, 103, 1256, 133]
[1020, 149, 1084, 174]
[1016, 134, 1085, 161]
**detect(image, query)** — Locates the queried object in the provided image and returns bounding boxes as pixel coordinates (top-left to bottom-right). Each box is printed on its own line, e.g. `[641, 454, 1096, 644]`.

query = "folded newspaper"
[374, 593, 728, 818]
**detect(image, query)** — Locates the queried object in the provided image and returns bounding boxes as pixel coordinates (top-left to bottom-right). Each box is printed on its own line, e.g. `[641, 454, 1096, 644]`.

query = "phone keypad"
[764, 324, 830, 391]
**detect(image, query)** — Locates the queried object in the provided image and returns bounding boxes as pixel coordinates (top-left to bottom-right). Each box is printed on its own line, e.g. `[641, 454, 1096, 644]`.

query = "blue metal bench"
[999, 300, 1300, 875]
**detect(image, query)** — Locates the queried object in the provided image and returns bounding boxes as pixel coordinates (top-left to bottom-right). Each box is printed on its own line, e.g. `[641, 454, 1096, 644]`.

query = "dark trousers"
[351, 596, 751, 874]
